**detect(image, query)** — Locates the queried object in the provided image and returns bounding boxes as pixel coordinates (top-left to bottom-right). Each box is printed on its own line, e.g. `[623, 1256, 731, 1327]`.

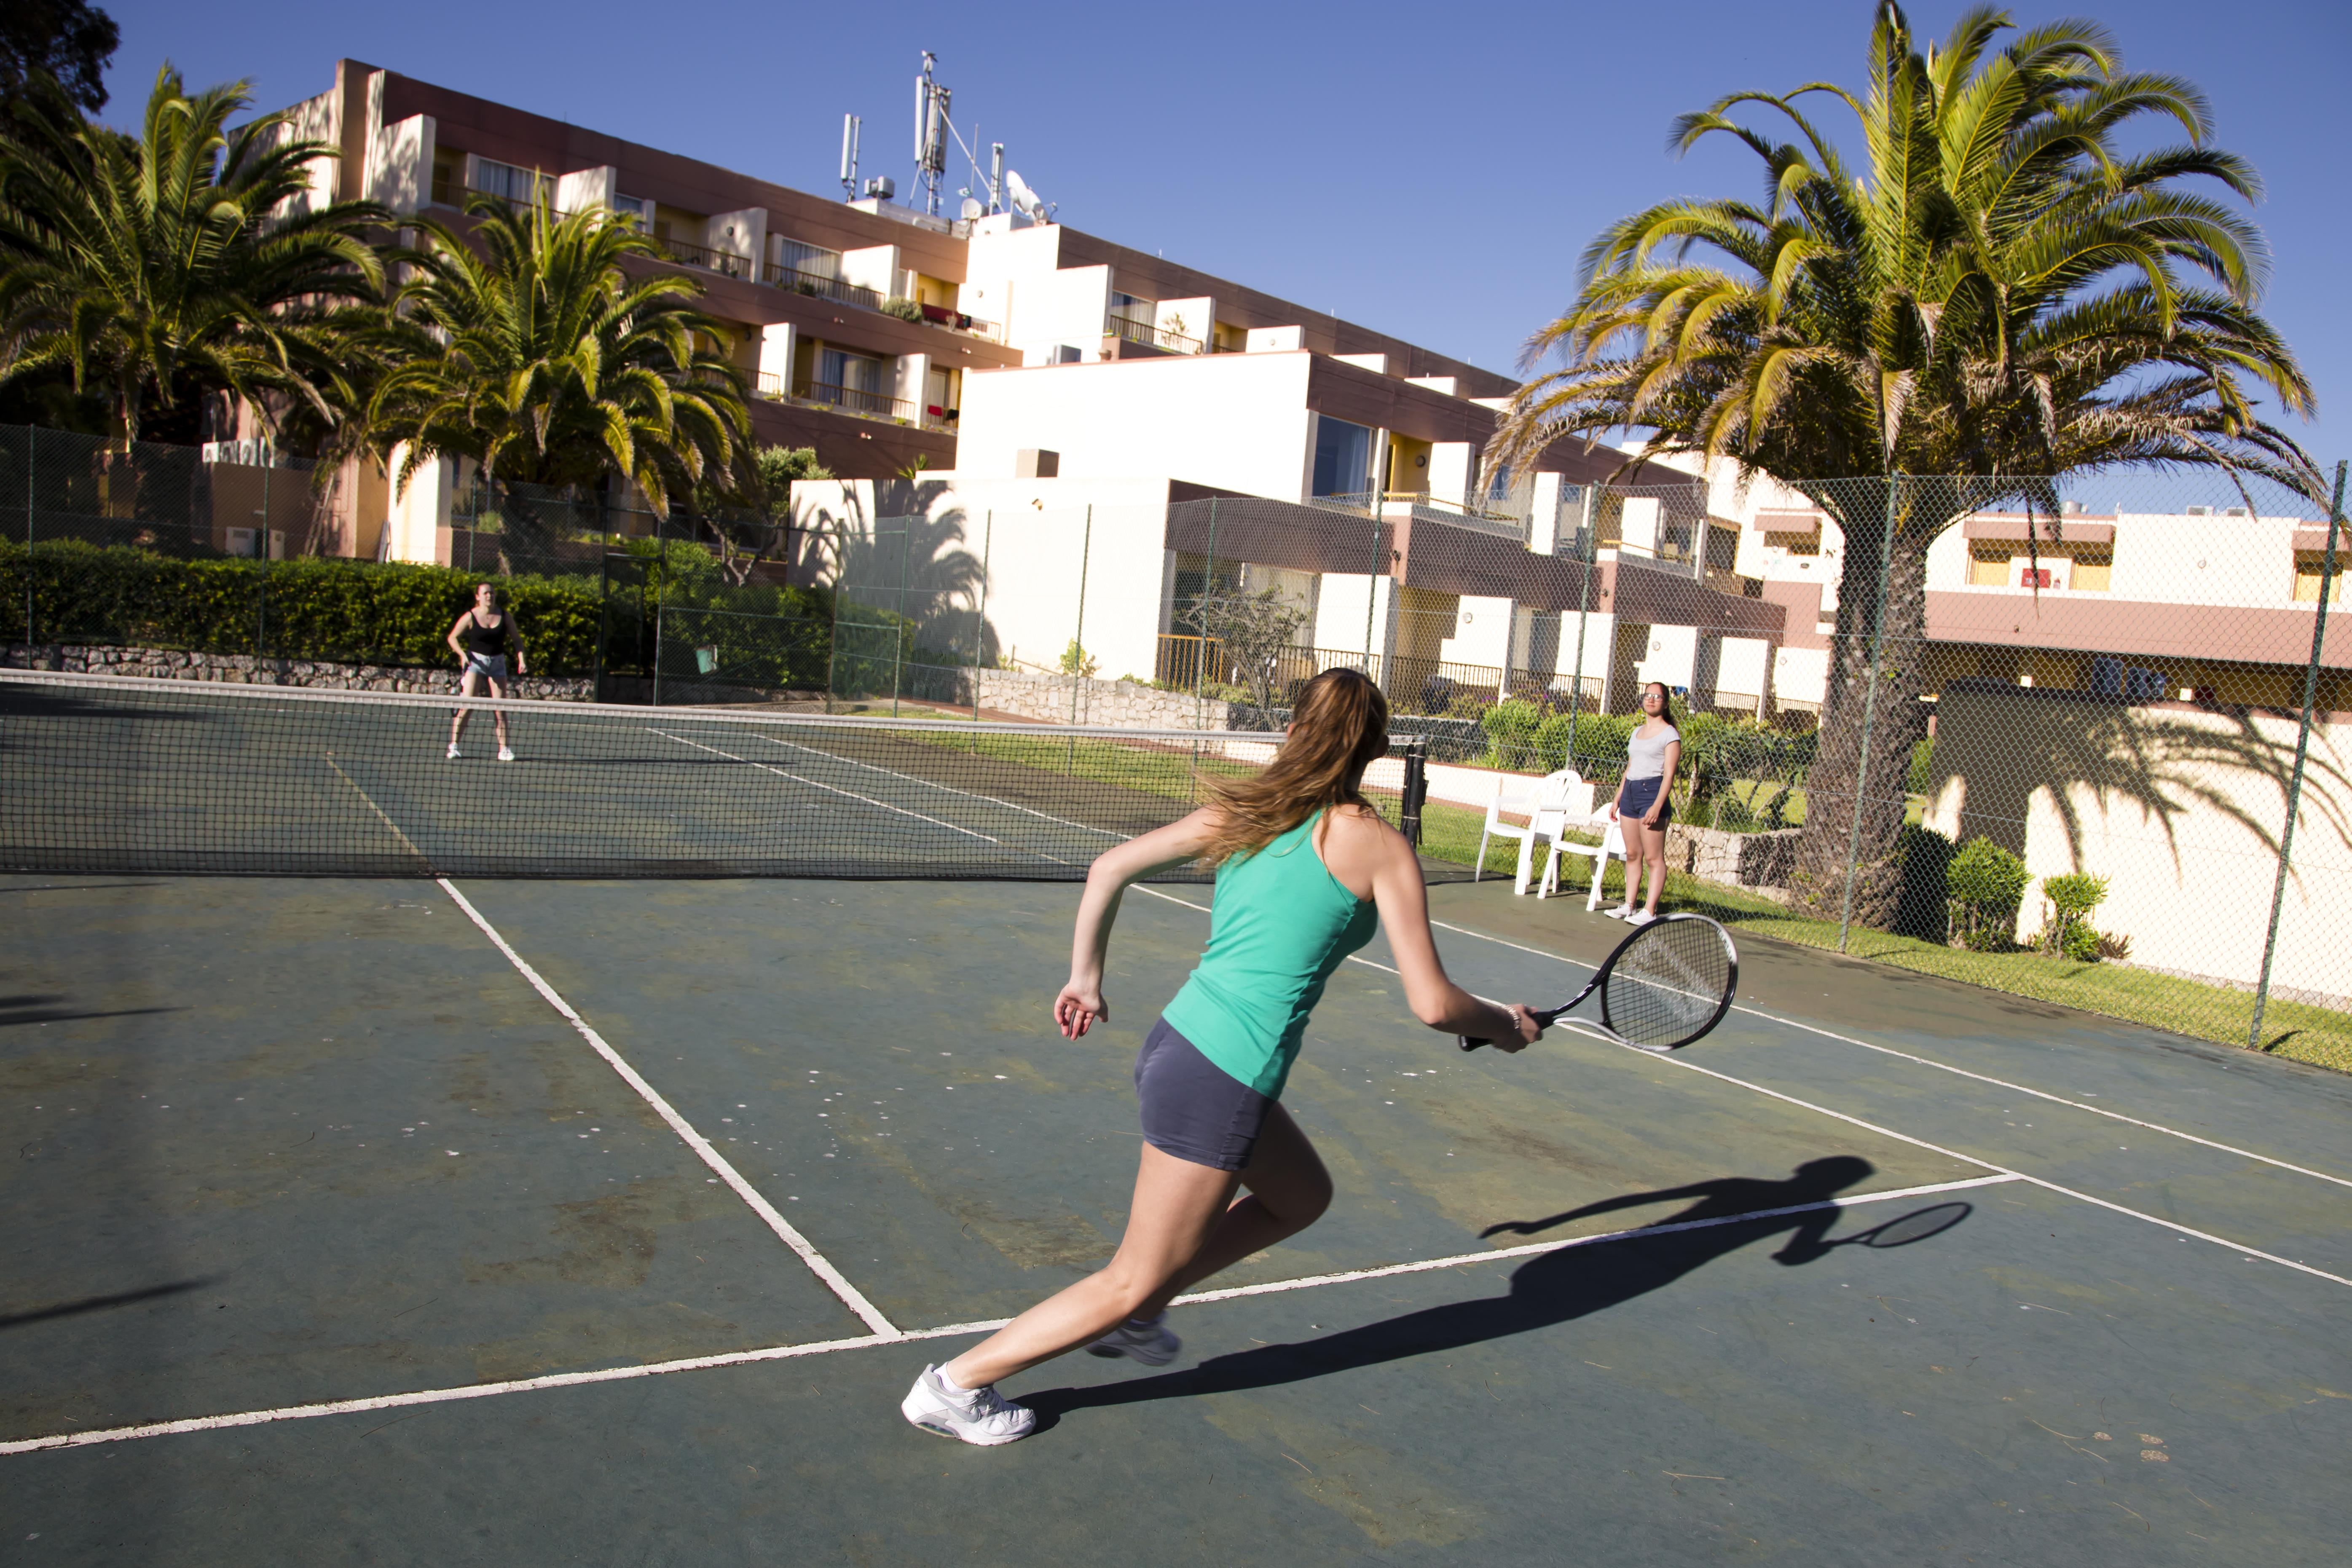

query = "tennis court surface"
[3, 673, 2348, 1565]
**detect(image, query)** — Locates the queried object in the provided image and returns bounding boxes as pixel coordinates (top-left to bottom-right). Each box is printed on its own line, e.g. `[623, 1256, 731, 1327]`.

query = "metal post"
[1196, 499, 1218, 728]
[1564, 486, 1595, 770]
[1069, 504, 1092, 725]
[652, 594, 667, 707]
[1837, 475, 1904, 954]
[24, 427, 36, 648]
[255, 458, 271, 669]
[2247, 459, 2347, 1049]
[890, 520, 910, 718]
[971, 509, 991, 723]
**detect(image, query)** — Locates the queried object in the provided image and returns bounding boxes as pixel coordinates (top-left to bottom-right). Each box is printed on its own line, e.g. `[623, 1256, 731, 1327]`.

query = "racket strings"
[1601, 918, 1734, 1048]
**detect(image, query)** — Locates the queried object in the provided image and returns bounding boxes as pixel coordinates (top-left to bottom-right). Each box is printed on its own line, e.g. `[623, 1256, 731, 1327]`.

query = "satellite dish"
[1005, 169, 1048, 220]
[959, 196, 983, 220]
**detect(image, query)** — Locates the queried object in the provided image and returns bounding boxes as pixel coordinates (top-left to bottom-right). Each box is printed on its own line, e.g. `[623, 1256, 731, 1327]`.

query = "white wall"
[1636, 623, 1700, 689]
[367, 113, 433, 213]
[758, 323, 797, 389]
[954, 352, 1318, 499]
[1314, 574, 1393, 660]
[1440, 595, 1515, 668]
[1427, 443, 1475, 508]
[1774, 645, 1830, 706]
[839, 244, 899, 297]
[1018, 263, 1113, 359]
[1718, 636, 1772, 701]
[382, 447, 454, 565]
[706, 207, 767, 270]
[555, 165, 617, 213]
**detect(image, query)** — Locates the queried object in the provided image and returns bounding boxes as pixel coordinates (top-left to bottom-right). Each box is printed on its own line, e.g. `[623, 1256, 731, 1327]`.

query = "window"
[1311, 415, 1373, 499]
[1771, 528, 1822, 558]
[2295, 552, 2347, 603]
[610, 193, 646, 226]
[777, 238, 840, 280]
[472, 158, 546, 204]
[1486, 463, 1513, 501]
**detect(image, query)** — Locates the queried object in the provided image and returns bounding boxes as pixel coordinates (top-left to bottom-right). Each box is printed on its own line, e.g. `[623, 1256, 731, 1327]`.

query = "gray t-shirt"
[1625, 723, 1678, 781]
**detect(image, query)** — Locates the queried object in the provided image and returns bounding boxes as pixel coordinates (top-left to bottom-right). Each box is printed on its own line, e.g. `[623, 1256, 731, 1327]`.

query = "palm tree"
[365, 191, 749, 569]
[1488, 2, 2320, 928]
[0, 66, 388, 443]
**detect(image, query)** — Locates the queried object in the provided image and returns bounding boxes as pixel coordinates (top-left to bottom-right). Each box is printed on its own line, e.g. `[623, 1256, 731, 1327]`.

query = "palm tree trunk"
[1789, 488, 1932, 928]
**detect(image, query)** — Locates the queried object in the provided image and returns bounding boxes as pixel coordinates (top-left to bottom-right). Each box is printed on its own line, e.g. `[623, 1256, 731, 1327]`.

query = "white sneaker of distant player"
[1086, 1313, 1181, 1366]
[900, 1364, 1035, 1446]
[446, 743, 461, 761]
[498, 745, 515, 762]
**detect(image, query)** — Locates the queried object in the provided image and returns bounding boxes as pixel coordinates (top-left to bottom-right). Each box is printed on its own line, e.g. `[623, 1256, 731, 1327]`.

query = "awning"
[1962, 517, 2115, 545]
[1750, 510, 1823, 533]
[2292, 526, 2350, 554]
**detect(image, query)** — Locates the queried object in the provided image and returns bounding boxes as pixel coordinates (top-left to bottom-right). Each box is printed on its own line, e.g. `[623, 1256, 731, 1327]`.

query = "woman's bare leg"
[1132, 1103, 1330, 1318]
[449, 667, 480, 748]
[486, 674, 511, 750]
[944, 1145, 1237, 1389]
[1636, 821, 1670, 911]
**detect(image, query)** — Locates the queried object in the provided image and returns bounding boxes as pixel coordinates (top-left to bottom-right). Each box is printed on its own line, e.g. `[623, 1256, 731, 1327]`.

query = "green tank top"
[1161, 812, 1379, 1099]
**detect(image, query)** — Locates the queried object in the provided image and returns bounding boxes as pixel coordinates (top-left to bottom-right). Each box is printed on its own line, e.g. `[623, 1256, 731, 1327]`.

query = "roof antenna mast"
[839, 113, 861, 202]
[913, 51, 950, 217]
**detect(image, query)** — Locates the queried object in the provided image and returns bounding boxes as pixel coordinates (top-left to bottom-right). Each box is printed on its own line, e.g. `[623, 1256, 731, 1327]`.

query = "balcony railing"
[660, 237, 754, 280]
[763, 265, 884, 311]
[753, 372, 956, 432]
[1105, 316, 1202, 354]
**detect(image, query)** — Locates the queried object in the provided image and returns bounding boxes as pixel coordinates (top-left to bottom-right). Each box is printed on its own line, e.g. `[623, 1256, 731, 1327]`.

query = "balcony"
[660, 237, 754, 281]
[1105, 316, 1203, 355]
[1305, 490, 1531, 542]
[754, 373, 956, 432]
[764, 265, 884, 311]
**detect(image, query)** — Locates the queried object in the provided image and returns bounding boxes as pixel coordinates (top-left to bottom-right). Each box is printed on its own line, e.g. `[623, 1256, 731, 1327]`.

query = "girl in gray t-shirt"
[1606, 681, 1682, 925]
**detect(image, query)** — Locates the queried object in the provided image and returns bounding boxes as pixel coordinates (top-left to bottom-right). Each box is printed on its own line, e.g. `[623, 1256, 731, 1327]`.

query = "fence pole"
[1836, 474, 1903, 954]
[1564, 486, 1594, 769]
[24, 427, 35, 647]
[972, 509, 991, 723]
[890, 520, 910, 718]
[2247, 458, 2347, 1049]
[1069, 504, 1092, 725]
[256, 458, 272, 669]
[1196, 499, 1218, 728]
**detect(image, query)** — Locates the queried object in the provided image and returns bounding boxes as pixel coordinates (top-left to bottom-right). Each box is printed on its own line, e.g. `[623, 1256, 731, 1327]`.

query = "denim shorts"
[1134, 1017, 1271, 1173]
[464, 652, 510, 683]
[1619, 775, 1672, 825]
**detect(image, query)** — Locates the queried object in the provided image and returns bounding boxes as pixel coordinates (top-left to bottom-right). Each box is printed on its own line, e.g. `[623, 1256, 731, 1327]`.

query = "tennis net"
[0, 671, 1426, 880]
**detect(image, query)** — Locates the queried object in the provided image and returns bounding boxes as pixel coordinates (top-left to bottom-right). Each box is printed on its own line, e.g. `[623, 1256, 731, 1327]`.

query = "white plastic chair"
[1475, 769, 1591, 895]
[1543, 808, 1628, 909]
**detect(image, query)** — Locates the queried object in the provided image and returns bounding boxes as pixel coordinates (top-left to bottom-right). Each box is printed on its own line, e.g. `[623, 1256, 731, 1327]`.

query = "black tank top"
[462, 613, 510, 655]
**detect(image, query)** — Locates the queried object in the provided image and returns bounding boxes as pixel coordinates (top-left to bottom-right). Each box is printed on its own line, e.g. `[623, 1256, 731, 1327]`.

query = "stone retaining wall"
[4, 643, 596, 702]
[973, 668, 1234, 729]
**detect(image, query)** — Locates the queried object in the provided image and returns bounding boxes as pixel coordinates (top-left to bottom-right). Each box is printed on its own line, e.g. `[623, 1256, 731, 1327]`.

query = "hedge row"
[3, 541, 605, 674]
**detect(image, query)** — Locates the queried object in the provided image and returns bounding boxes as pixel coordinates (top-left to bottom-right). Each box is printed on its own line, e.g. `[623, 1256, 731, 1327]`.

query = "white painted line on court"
[1427, 918, 2352, 1193]
[1173, 1174, 2023, 1305]
[755, 732, 1128, 842]
[0, 1177, 2005, 1456]
[323, 756, 435, 871]
[435, 877, 898, 1338]
[649, 729, 1002, 847]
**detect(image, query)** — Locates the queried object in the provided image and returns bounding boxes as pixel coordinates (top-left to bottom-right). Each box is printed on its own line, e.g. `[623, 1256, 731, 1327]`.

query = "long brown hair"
[1199, 667, 1390, 867]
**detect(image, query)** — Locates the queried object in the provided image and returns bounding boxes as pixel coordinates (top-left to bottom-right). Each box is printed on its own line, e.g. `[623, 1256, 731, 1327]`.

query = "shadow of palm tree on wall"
[1020, 1157, 1896, 1426]
[799, 477, 995, 669]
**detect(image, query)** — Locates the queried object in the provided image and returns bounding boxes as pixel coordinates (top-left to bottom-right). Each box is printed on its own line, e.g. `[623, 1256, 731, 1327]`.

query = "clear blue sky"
[104, 0, 2352, 472]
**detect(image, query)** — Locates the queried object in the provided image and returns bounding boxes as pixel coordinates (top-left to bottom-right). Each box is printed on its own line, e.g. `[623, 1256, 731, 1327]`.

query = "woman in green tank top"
[901, 668, 1546, 1446]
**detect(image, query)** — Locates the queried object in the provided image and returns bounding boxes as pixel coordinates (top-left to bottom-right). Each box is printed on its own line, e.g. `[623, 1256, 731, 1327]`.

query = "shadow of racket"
[1833, 1201, 1971, 1249]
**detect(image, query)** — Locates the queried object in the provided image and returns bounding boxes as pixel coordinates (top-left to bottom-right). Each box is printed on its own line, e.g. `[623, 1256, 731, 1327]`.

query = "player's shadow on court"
[1024, 1156, 1890, 1425]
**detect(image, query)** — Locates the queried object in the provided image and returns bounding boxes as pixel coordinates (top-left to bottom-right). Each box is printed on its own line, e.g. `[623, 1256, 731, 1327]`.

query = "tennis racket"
[1462, 913, 1738, 1054]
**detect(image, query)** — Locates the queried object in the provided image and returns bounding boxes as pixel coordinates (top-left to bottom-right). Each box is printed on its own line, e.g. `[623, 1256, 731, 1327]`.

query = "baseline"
[0, 1176, 2014, 1457]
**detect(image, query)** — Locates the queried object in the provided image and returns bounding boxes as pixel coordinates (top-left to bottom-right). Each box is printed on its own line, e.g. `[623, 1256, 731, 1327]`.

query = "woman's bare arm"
[1326, 809, 1539, 1049]
[1645, 739, 1682, 825]
[1055, 807, 1220, 1039]
[446, 612, 472, 659]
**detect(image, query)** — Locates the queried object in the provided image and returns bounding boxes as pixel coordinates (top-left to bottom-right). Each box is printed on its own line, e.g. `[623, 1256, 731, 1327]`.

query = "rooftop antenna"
[990, 142, 1004, 214]
[913, 51, 950, 217]
[839, 114, 861, 202]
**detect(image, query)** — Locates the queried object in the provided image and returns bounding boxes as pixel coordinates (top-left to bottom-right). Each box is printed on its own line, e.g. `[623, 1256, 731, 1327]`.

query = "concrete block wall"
[5, 644, 597, 702]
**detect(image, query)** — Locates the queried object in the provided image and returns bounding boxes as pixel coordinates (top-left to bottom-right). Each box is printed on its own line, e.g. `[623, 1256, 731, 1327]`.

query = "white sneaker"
[446, 743, 461, 760]
[900, 1364, 1035, 1446]
[497, 746, 515, 762]
[1086, 1313, 1181, 1367]
[1603, 904, 1633, 920]
[1624, 910, 1658, 927]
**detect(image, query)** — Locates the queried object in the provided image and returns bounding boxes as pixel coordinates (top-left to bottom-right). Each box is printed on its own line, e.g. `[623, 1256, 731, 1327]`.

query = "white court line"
[1426, 918, 2352, 1193]
[436, 878, 898, 1337]
[755, 732, 1129, 844]
[0, 1177, 2008, 1456]
[1153, 896, 2350, 1287]
[649, 728, 1002, 848]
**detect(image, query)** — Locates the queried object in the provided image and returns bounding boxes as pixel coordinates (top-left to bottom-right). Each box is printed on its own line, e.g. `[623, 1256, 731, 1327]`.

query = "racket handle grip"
[1458, 1035, 1488, 1052]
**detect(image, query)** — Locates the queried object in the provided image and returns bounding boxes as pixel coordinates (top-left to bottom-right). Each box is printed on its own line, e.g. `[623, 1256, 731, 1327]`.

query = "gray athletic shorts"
[1134, 1017, 1272, 1173]
[464, 652, 510, 683]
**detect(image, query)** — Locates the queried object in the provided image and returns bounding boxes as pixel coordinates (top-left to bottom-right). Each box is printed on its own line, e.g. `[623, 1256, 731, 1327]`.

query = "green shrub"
[1891, 823, 1955, 939]
[2036, 872, 2111, 960]
[880, 296, 926, 322]
[1908, 734, 1936, 796]
[1945, 836, 2030, 950]
[2, 540, 605, 673]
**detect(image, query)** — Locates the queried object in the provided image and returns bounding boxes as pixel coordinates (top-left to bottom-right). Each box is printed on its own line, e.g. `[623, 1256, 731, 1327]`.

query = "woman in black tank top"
[445, 582, 528, 761]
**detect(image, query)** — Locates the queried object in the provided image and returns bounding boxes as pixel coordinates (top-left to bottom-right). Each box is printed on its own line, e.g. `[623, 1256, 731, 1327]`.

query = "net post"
[890, 516, 909, 718]
[255, 457, 271, 670]
[1196, 499, 1218, 729]
[2247, 458, 2347, 1050]
[1070, 504, 1092, 726]
[24, 425, 35, 648]
[1836, 474, 1902, 954]
[1400, 738, 1427, 847]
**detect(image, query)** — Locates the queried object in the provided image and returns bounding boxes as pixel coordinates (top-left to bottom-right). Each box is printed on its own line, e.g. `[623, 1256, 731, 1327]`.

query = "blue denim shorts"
[1134, 1017, 1271, 1173]
[1620, 775, 1672, 825]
